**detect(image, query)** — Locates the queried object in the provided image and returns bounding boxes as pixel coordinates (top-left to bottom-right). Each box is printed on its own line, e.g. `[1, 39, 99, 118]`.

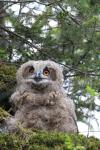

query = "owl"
[7, 60, 78, 133]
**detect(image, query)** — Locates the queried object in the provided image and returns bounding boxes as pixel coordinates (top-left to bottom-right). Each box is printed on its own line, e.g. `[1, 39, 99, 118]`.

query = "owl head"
[17, 60, 63, 90]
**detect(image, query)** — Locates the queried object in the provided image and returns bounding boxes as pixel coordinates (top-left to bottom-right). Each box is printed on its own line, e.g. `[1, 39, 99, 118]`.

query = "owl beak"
[34, 72, 42, 82]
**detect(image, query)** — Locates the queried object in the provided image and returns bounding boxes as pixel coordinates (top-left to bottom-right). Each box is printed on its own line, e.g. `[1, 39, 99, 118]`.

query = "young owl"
[8, 60, 78, 133]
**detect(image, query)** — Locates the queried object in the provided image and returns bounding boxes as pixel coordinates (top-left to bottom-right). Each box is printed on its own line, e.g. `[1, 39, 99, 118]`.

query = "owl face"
[17, 60, 63, 90]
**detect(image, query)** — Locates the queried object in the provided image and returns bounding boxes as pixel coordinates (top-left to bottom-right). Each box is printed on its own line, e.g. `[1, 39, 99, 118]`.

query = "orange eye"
[43, 68, 50, 76]
[29, 66, 34, 74]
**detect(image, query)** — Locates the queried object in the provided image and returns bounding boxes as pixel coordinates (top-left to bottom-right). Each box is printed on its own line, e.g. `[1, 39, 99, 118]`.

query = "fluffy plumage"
[8, 60, 78, 133]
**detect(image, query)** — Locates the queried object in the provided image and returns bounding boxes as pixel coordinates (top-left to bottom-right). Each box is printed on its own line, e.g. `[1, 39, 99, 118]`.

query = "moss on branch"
[0, 63, 16, 93]
[0, 107, 10, 121]
[0, 130, 100, 150]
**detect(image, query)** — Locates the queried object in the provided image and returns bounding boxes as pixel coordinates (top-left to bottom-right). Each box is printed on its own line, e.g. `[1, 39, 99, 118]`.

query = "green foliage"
[86, 85, 99, 97]
[0, 49, 7, 61]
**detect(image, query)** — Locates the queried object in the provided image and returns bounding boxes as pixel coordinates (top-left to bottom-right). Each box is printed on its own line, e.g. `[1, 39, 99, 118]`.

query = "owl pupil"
[43, 67, 49, 76]
[45, 71, 48, 74]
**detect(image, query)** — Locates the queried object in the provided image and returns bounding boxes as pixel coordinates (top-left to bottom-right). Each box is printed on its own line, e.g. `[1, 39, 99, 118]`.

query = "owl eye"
[29, 66, 34, 74]
[43, 67, 50, 76]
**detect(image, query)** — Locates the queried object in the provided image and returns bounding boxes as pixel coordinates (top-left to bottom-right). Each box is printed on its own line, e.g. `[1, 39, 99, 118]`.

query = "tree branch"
[58, 3, 81, 25]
